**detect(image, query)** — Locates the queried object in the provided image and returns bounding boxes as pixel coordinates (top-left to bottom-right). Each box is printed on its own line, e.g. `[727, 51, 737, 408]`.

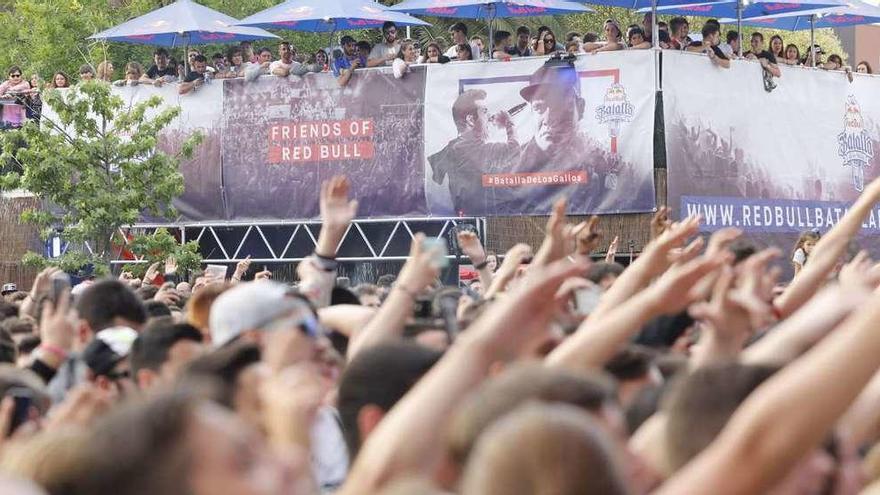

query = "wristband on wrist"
[39, 344, 68, 361]
[473, 260, 489, 270]
[310, 255, 338, 272]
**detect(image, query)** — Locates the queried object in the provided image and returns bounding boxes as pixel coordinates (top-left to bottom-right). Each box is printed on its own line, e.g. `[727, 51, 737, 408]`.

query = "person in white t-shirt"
[270, 41, 300, 76]
[368, 22, 401, 67]
[392, 39, 418, 79]
[444, 22, 482, 60]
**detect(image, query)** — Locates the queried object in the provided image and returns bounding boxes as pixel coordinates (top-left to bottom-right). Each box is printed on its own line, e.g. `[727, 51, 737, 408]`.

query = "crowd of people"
[2, 173, 880, 494]
[0, 16, 871, 104]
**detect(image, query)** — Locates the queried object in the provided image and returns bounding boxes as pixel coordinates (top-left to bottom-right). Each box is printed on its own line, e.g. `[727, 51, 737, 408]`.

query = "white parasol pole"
[737, 0, 743, 56]
[810, 14, 816, 66]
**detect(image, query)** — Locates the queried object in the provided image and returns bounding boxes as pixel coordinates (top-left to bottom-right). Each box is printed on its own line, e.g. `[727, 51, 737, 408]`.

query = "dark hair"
[670, 17, 688, 34]
[584, 32, 599, 43]
[279, 41, 291, 49]
[51, 71, 71, 88]
[705, 18, 720, 28]
[79, 64, 95, 75]
[0, 300, 17, 320]
[457, 42, 474, 60]
[136, 285, 158, 300]
[728, 238, 757, 265]
[701, 23, 720, 39]
[211, 52, 224, 61]
[340, 35, 356, 45]
[751, 31, 764, 42]
[131, 317, 203, 377]
[8, 65, 21, 76]
[382, 21, 397, 34]
[586, 262, 625, 285]
[565, 31, 582, 42]
[75, 392, 196, 495]
[493, 30, 511, 46]
[338, 342, 442, 459]
[183, 343, 261, 409]
[76, 279, 147, 332]
[769, 34, 784, 57]
[144, 300, 172, 319]
[192, 54, 208, 64]
[785, 44, 801, 62]
[226, 47, 243, 64]
[258, 47, 273, 56]
[726, 30, 739, 43]
[857, 60, 873, 73]
[17, 334, 40, 356]
[1, 316, 34, 336]
[516, 25, 531, 36]
[450, 22, 468, 36]
[604, 345, 655, 381]
[356, 41, 372, 52]
[153, 48, 169, 57]
[628, 26, 646, 43]
[828, 54, 843, 65]
[664, 363, 778, 470]
[0, 328, 14, 364]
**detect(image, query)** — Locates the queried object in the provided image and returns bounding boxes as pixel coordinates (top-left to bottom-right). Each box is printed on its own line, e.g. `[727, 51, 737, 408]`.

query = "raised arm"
[457, 230, 493, 289]
[547, 253, 721, 371]
[774, 177, 880, 319]
[345, 235, 439, 361]
[658, 286, 880, 494]
[340, 258, 588, 493]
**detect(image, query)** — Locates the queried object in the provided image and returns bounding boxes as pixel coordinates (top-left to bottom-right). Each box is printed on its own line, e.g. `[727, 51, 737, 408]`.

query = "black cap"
[519, 64, 581, 102]
[82, 327, 137, 377]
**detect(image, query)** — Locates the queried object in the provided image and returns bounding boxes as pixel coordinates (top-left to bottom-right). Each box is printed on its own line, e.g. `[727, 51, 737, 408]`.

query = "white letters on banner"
[664, 50, 880, 238]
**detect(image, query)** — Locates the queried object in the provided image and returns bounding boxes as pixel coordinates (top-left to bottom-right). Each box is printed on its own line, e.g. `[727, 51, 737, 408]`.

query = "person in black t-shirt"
[179, 55, 209, 95]
[745, 32, 781, 77]
[688, 23, 730, 69]
[141, 48, 178, 87]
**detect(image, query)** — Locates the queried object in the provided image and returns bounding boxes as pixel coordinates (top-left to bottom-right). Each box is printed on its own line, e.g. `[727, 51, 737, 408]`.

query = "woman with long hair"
[392, 39, 418, 79]
[791, 230, 820, 277]
[781, 44, 800, 65]
[857, 61, 873, 74]
[419, 42, 450, 64]
[769, 35, 784, 60]
[96, 60, 114, 82]
[49, 71, 70, 89]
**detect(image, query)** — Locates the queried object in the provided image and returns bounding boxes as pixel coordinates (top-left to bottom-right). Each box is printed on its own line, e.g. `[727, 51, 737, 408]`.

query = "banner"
[423, 51, 657, 217]
[221, 68, 428, 220]
[665, 51, 880, 248]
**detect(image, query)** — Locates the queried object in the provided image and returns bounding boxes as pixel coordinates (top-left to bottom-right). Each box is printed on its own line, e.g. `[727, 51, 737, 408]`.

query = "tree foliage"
[123, 227, 202, 277]
[0, 81, 203, 266]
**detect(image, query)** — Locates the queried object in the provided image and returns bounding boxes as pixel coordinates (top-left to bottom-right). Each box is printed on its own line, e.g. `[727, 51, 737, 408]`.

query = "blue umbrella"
[235, 0, 431, 31]
[88, 0, 279, 47]
[723, 0, 880, 64]
[641, 0, 845, 55]
[388, 0, 593, 56]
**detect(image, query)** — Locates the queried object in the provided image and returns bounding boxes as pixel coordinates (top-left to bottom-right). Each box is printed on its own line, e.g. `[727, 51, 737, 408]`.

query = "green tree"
[123, 227, 202, 277]
[0, 81, 203, 269]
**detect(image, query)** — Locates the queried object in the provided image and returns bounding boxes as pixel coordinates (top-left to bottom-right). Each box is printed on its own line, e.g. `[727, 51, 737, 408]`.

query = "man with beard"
[428, 89, 520, 215]
[515, 64, 615, 213]
[368, 22, 401, 67]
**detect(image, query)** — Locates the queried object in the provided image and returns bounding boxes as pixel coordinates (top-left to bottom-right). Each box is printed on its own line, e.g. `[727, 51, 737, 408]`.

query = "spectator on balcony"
[823, 54, 845, 71]
[534, 28, 562, 56]
[566, 40, 581, 55]
[718, 30, 739, 58]
[418, 42, 451, 64]
[455, 42, 475, 62]
[642, 12, 654, 43]
[445, 22, 479, 60]
[668, 17, 689, 50]
[693, 23, 730, 69]
[392, 39, 418, 80]
[471, 36, 485, 58]
[587, 19, 624, 54]
[96, 60, 114, 82]
[0, 67, 30, 97]
[508, 25, 533, 57]
[781, 44, 801, 66]
[769, 35, 784, 61]
[566, 31, 582, 46]
[492, 31, 514, 61]
[218, 47, 245, 79]
[857, 61, 873, 74]
[50, 72, 71, 89]
[313, 50, 330, 72]
[179, 55, 210, 95]
[368, 21, 401, 67]
[334, 36, 366, 87]
[114, 62, 144, 87]
[745, 32, 781, 80]
[271, 42, 298, 77]
[357, 41, 373, 63]
[628, 26, 651, 49]
[141, 48, 178, 87]
[79, 64, 95, 82]
[803, 44, 824, 67]
[244, 48, 273, 82]
[211, 53, 227, 74]
[240, 41, 258, 64]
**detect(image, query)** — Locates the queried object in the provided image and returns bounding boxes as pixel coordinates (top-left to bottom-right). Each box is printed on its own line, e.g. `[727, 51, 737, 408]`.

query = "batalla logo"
[595, 83, 635, 138]
[838, 95, 875, 192]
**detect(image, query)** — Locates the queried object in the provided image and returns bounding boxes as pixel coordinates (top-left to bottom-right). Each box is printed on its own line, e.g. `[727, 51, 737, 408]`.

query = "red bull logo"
[202, 33, 236, 41]
[508, 6, 549, 14]
[347, 19, 383, 26]
[678, 5, 714, 12]
[764, 3, 802, 11]
[838, 95, 875, 191]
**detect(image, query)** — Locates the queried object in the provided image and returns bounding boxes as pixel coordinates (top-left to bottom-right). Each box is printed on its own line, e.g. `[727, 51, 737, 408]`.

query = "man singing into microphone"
[428, 89, 520, 215]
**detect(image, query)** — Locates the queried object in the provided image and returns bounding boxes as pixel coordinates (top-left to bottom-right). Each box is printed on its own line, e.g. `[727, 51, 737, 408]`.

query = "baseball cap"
[0, 283, 16, 295]
[209, 281, 319, 348]
[82, 327, 138, 377]
[520, 64, 582, 102]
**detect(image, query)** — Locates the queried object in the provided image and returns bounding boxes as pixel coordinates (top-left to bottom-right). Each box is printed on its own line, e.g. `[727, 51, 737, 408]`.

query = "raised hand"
[397, 234, 441, 294]
[838, 250, 880, 289]
[232, 255, 252, 283]
[650, 206, 672, 240]
[605, 235, 619, 263]
[457, 230, 486, 265]
[164, 256, 178, 275]
[574, 216, 602, 256]
[533, 198, 575, 267]
[143, 262, 161, 286]
[255, 269, 272, 281]
[485, 243, 533, 297]
[319, 176, 358, 248]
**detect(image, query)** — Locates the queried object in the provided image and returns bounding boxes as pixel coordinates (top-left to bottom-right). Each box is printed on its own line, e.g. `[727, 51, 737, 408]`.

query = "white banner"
[664, 50, 880, 236]
[423, 51, 657, 217]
